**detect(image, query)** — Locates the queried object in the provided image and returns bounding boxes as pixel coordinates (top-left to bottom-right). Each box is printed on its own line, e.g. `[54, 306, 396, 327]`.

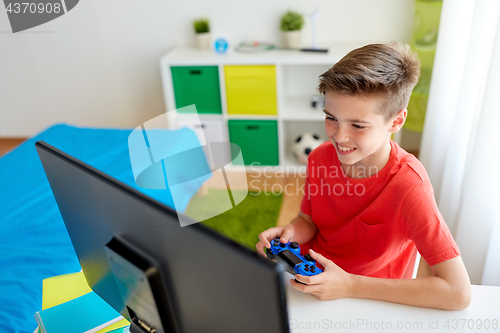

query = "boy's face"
[323, 91, 405, 172]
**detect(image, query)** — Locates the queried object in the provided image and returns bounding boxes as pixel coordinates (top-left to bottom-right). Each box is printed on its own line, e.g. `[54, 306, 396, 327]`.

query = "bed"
[0, 124, 205, 333]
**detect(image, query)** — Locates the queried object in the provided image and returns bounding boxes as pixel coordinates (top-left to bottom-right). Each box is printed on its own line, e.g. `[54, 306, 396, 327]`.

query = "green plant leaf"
[193, 18, 210, 33]
[280, 10, 304, 31]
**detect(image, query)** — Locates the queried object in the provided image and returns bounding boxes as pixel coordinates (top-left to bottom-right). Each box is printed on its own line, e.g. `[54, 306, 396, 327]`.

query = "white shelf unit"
[159, 44, 362, 169]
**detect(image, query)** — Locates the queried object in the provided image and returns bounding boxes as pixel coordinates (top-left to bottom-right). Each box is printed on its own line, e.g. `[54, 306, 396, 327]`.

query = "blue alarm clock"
[214, 38, 229, 54]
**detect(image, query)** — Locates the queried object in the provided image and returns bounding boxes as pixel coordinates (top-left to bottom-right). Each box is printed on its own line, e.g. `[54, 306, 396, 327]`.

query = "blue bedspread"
[0, 124, 205, 333]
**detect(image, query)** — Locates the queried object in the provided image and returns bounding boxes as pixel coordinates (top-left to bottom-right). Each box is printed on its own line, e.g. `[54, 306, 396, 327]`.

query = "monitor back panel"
[36, 141, 289, 333]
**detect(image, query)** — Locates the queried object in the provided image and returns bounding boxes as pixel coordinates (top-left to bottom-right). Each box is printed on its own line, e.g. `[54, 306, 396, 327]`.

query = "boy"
[256, 42, 471, 310]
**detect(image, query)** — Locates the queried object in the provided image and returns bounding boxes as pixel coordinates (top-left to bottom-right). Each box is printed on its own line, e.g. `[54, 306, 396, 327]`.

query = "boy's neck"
[341, 140, 392, 179]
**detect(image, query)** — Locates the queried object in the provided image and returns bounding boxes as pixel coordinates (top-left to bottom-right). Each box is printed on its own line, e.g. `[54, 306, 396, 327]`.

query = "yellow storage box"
[225, 65, 277, 115]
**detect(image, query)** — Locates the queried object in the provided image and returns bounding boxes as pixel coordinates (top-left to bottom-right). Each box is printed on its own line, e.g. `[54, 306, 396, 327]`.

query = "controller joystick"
[265, 238, 323, 280]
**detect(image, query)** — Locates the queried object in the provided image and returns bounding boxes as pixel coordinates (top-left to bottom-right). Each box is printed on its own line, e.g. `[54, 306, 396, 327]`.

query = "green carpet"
[185, 189, 283, 251]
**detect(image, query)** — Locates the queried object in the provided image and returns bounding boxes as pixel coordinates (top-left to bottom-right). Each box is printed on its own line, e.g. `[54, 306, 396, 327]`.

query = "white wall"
[0, 0, 414, 137]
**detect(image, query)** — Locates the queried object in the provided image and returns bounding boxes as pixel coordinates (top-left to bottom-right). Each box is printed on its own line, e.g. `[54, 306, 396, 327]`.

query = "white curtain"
[420, 0, 500, 285]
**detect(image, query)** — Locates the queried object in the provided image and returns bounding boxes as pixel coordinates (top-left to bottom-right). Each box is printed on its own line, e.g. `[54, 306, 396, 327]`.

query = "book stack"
[34, 272, 130, 333]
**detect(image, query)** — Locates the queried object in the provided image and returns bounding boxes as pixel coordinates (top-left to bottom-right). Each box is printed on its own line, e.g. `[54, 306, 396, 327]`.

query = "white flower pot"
[196, 32, 212, 51]
[283, 30, 302, 49]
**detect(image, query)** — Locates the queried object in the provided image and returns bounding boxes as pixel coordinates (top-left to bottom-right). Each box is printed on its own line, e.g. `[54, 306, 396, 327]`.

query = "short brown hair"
[318, 42, 421, 121]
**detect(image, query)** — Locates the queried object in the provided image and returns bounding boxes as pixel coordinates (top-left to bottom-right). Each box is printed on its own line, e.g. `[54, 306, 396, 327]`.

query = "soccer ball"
[292, 133, 323, 165]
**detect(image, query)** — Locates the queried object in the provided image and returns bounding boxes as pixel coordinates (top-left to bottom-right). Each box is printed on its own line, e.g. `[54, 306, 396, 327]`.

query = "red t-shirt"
[300, 140, 460, 279]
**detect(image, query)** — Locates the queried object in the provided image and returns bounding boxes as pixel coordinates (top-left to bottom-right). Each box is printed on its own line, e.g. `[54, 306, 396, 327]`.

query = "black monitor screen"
[36, 141, 289, 333]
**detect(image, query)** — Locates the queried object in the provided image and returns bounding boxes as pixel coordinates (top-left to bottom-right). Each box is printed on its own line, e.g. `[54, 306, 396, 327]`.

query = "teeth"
[338, 144, 355, 152]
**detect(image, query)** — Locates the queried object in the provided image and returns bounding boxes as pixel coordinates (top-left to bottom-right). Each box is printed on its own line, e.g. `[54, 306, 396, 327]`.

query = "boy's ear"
[389, 108, 407, 133]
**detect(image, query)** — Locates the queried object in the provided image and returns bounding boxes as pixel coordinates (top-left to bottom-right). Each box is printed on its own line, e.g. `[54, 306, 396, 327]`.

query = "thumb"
[280, 227, 294, 244]
[309, 249, 332, 269]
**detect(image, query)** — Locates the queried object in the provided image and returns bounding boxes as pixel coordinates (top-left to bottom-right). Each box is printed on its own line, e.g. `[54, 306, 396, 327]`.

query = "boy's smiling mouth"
[336, 142, 357, 154]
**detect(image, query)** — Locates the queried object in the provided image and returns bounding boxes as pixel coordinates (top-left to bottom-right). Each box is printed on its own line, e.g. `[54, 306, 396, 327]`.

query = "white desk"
[286, 275, 500, 333]
[33, 277, 500, 333]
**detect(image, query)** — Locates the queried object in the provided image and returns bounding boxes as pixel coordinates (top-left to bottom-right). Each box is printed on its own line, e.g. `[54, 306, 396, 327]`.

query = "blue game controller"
[265, 238, 323, 282]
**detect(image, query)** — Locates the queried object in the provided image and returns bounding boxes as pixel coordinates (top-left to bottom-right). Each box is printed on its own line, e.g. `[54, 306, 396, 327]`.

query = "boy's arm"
[416, 257, 435, 278]
[293, 251, 471, 310]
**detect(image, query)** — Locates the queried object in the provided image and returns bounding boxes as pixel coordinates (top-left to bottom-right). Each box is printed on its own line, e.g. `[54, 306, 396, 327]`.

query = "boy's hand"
[291, 249, 353, 300]
[255, 225, 295, 258]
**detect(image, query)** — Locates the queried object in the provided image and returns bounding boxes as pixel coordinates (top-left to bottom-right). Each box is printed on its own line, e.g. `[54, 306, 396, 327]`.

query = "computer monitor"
[36, 141, 289, 333]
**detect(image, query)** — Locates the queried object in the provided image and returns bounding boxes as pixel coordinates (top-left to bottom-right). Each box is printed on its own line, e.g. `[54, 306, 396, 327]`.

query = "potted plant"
[193, 18, 211, 50]
[280, 10, 304, 49]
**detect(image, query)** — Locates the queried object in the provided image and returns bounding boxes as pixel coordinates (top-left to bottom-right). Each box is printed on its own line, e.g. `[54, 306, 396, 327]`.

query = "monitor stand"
[104, 236, 179, 333]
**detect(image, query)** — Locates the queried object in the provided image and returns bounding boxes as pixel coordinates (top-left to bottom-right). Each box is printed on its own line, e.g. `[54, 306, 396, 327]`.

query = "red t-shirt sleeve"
[402, 182, 460, 266]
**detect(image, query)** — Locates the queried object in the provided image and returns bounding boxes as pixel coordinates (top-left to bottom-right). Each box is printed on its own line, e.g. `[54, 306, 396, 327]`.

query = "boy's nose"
[334, 126, 350, 143]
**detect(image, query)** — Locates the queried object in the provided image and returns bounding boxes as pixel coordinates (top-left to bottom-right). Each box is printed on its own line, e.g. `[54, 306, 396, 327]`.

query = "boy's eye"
[325, 115, 336, 121]
[352, 124, 365, 129]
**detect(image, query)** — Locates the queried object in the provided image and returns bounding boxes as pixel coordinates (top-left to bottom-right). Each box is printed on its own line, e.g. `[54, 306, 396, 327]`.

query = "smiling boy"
[256, 43, 471, 310]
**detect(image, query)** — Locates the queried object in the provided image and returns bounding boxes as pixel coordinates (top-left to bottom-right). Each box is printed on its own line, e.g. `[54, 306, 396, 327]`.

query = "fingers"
[295, 274, 321, 286]
[280, 227, 294, 244]
[256, 227, 284, 257]
[309, 249, 331, 269]
[259, 227, 283, 247]
[290, 275, 320, 293]
[255, 241, 267, 257]
[257, 232, 271, 250]
[291, 280, 328, 301]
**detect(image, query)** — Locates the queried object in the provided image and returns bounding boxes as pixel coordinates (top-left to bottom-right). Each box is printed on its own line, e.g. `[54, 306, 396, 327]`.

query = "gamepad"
[265, 238, 323, 281]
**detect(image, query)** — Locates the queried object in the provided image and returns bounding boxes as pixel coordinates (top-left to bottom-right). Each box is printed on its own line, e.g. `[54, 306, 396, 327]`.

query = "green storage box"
[228, 120, 279, 166]
[171, 66, 222, 114]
